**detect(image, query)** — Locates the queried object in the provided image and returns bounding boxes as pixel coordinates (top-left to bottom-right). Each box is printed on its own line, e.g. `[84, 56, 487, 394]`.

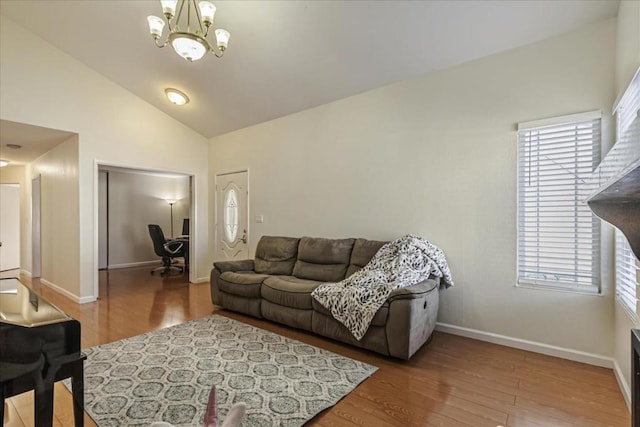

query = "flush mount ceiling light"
[165, 88, 190, 105]
[0, 160, 9, 167]
[147, 0, 230, 62]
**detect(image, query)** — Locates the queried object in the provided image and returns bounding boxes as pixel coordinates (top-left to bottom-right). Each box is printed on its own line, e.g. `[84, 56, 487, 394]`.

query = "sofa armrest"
[213, 259, 255, 273]
[388, 277, 439, 301]
[386, 280, 439, 359]
[210, 260, 255, 306]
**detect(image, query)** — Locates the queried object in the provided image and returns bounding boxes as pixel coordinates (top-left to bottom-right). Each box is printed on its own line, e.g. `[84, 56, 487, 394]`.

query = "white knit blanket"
[311, 235, 453, 340]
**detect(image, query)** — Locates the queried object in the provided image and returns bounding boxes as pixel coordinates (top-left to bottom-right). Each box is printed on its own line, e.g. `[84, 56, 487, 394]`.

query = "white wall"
[615, 1, 640, 96]
[28, 136, 80, 296]
[0, 16, 210, 300]
[105, 170, 189, 267]
[209, 19, 617, 357]
[0, 165, 28, 272]
[612, 0, 640, 406]
[0, 184, 21, 271]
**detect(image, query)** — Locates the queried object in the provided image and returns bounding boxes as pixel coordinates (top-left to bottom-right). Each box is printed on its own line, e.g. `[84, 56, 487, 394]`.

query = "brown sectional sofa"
[210, 236, 440, 360]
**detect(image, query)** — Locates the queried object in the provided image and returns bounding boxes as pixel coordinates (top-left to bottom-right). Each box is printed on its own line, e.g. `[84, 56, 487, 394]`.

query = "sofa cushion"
[218, 271, 269, 298]
[254, 236, 300, 275]
[312, 299, 389, 327]
[261, 276, 321, 309]
[346, 238, 386, 277]
[292, 237, 355, 282]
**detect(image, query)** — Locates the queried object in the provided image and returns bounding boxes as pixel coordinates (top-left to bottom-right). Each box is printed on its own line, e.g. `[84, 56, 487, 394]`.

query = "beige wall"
[612, 0, 640, 406]
[616, 1, 640, 96]
[105, 170, 190, 267]
[28, 136, 80, 296]
[0, 16, 210, 300]
[209, 19, 617, 356]
[0, 165, 28, 270]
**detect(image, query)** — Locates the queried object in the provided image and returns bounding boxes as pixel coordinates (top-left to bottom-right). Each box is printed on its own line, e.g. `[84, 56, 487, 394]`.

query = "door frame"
[32, 176, 42, 278]
[215, 169, 249, 261]
[92, 160, 197, 299]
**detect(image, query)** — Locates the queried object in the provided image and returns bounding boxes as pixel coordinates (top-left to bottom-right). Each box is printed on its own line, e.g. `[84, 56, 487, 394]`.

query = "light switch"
[255, 215, 264, 223]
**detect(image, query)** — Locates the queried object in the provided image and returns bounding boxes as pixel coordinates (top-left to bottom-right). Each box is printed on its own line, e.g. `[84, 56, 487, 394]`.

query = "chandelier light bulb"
[165, 88, 190, 106]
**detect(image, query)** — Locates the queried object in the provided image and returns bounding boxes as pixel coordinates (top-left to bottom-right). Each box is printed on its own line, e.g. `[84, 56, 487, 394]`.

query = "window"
[223, 188, 239, 243]
[616, 231, 639, 314]
[614, 69, 640, 314]
[517, 111, 601, 292]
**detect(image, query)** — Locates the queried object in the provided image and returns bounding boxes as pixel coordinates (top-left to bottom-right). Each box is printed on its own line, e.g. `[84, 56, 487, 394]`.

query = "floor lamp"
[166, 199, 177, 238]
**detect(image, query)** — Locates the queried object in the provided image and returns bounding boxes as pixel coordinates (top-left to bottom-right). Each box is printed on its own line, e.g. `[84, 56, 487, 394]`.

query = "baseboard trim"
[435, 322, 613, 369]
[40, 278, 97, 304]
[193, 277, 209, 284]
[108, 260, 161, 270]
[20, 269, 32, 278]
[40, 278, 79, 302]
[613, 359, 632, 411]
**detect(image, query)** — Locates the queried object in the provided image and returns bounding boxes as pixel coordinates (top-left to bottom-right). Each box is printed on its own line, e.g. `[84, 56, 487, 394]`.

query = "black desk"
[0, 278, 85, 426]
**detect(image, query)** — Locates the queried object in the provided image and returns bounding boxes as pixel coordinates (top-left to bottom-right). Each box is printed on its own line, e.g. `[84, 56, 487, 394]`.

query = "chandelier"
[147, 0, 230, 62]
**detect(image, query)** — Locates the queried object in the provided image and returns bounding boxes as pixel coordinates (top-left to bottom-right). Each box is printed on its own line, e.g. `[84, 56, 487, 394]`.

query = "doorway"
[0, 184, 20, 272]
[95, 164, 194, 298]
[215, 170, 249, 261]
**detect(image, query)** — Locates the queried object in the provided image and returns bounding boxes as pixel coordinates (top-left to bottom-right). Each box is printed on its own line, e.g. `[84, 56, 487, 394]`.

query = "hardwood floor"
[4, 267, 630, 426]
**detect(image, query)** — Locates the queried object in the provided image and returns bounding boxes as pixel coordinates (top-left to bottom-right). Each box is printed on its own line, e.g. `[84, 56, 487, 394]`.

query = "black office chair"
[148, 224, 186, 276]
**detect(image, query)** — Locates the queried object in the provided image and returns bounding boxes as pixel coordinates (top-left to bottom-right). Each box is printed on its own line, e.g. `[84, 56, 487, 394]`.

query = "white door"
[216, 171, 249, 261]
[0, 184, 20, 271]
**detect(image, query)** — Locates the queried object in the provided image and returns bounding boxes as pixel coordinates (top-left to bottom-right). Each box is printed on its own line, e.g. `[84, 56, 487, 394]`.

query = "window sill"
[515, 282, 601, 296]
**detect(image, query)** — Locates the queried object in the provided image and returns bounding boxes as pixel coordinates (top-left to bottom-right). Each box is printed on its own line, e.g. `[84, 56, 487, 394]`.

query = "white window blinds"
[614, 68, 640, 314]
[616, 231, 639, 313]
[517, 112, 601, 291]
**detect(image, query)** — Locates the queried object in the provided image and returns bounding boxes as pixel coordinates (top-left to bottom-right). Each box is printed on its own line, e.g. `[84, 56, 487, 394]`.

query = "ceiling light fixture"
[165, 88, 190, 105]
[0, 160, 9, 167]
[147, 0, 230, 62]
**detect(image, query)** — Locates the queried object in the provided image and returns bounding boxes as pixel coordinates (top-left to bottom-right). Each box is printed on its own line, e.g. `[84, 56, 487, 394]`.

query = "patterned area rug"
[65, 315, 377, 427]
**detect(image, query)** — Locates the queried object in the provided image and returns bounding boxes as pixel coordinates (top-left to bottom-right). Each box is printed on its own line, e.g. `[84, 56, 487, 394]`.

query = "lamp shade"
[147, 16, 165, 38]
[199, 1, 216, 25]
[214, 29, 230, 49]
[160, 0, 178, 17]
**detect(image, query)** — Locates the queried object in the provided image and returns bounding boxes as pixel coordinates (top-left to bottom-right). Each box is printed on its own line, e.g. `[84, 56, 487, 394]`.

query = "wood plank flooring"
[4, 268, 629, 426]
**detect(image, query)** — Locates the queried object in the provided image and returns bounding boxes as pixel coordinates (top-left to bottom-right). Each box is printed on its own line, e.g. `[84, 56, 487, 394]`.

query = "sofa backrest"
[292, 237, 355, 282]
[254, 236, 300, 275]
[346, 238, 387, 277]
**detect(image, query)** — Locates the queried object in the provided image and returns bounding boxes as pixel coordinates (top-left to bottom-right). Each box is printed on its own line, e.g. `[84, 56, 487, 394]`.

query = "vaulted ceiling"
[0, 1, 619, 138]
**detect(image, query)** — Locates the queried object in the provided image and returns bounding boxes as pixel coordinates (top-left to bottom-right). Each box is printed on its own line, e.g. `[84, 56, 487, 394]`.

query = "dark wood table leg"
[34, 382, 54, 427]
[1, 387, 5, 426]
[71, 360, 84, 427]
[633, 330, 640, 427]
